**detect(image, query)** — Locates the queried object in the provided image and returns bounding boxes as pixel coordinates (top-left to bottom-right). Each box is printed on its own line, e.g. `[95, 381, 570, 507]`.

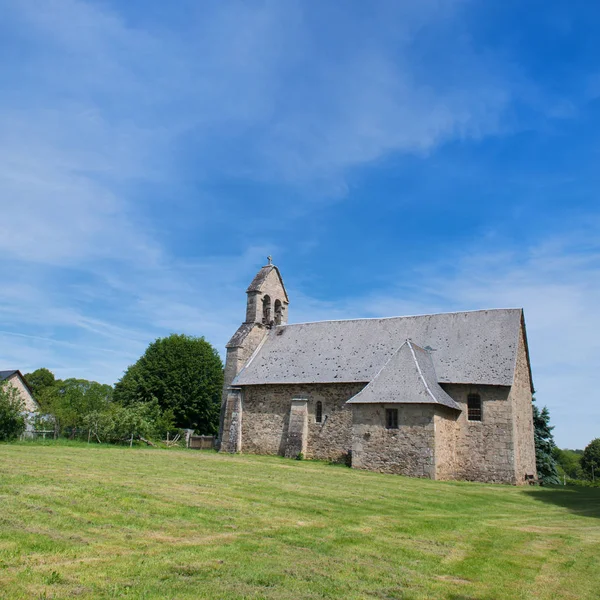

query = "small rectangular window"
[467, 394, 482, 421]
[315, 401, 323, 423]
[386, 408, 398, 429]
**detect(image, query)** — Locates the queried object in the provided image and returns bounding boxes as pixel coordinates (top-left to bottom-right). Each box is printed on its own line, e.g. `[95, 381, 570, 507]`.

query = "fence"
[21, 430, 55, 440]
[188, 435, 216, 450]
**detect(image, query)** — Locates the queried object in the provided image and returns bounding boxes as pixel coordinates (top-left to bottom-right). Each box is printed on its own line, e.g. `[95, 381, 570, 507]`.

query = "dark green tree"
[533, 402, 560, 485]
[581, 438, 600, 482]
[0, 381, 26, 441]
[113, 334, 223, 434]
[24, 368, 57, 410]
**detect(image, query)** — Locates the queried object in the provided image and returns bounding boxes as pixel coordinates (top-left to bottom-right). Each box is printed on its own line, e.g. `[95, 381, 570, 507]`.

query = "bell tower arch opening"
[262, 295, 272, 326]
[274, 299, 283, 325]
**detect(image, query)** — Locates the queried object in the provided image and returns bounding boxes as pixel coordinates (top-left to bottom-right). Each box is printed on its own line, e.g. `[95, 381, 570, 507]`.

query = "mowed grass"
[0, 444, 599, 600]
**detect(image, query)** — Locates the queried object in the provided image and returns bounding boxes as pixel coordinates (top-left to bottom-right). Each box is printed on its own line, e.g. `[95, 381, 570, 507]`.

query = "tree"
[0, 381, 26, 441]
[553, 447, 585, 480]
[533, 402, 560, 485]
[24, 368, 55, 397]
[114, 334, 223, 434]
[48, 379, 113, 436]
[582, 439, 600, 482]
[24, 368, 58, 411]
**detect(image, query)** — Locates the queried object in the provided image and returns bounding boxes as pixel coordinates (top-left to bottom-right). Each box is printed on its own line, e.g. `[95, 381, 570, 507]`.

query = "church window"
[316, 401, 323, 423]
[467, 394, 482, 421]
[386, 408, 398, 429]
[274, 299, 283, 325]
[262, 295, 272, 325]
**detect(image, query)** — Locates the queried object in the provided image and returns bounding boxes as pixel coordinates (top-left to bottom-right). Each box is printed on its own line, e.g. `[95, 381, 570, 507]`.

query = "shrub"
[0, 382, 26, 441]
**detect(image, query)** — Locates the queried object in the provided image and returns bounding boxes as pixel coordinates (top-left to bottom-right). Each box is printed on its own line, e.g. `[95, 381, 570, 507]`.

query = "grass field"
[0, 442, 599, 599]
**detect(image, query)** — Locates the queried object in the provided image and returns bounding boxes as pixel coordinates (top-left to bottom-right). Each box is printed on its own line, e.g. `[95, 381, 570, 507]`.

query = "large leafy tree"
[533, 402, 560, 485]
[113, 334, 223, 434]
[581, 438, 600, 481]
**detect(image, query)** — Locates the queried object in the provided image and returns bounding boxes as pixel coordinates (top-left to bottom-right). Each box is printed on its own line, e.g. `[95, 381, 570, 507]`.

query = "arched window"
[274, 299, 282, 325]
[316, 401, 323, 423]
[467, 394, 482, 421]
[262, 295, 271, 325]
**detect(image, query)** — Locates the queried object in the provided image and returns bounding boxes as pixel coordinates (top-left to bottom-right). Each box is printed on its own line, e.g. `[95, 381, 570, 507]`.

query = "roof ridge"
[406, 341, 438, 404]
[275, 307, 523, 328]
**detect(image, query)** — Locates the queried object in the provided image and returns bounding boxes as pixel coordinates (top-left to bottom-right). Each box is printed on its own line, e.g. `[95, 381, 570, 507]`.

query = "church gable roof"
[246, 265, 289, 302]
[346, 341, 461, 410]
[232, 308, 524, 387]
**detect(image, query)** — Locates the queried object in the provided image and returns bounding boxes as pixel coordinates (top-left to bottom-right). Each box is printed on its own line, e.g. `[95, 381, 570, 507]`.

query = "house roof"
[0, 370, 19, 381]
[346, 341, 461, 410]
[233, 308, 524, 388]
[246, 264, 289, 303]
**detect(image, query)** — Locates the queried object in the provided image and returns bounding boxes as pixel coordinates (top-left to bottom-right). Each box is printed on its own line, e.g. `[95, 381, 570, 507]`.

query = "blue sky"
[1, 0, 599, 449]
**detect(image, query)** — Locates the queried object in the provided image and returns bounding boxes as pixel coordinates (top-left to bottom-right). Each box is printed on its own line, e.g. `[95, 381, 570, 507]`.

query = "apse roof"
[346, 340, 461, 410]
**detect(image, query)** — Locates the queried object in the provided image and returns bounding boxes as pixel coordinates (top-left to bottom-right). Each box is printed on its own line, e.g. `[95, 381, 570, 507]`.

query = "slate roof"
[346, 341, 461, 410]
[246, 265, 289, 302]
[0, 370, 19, 381]
[233, 308, 524, 387]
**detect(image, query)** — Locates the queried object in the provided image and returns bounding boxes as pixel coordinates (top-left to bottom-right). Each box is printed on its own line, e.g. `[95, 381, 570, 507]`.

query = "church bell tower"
[218, 258, 289, 448]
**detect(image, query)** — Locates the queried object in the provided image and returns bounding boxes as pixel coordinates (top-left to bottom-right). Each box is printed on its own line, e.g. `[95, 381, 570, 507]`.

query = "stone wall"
[433, 406, 459, 480]
[284, 399, 308, 458]
[351, 404, 436, 478]
[245, 268, 288, 325]
[510, 322, 537, 483]
[219, 324, 268, 447]
[441, 383, 515, 483]
[240, 383, 363, 461]
[220, 388, 243, 453]
[6, 374, 38, 413]
[222, 324, 267, 398]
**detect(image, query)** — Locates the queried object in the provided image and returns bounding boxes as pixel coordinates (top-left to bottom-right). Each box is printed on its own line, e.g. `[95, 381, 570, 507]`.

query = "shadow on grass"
[525, 485, 600, 518]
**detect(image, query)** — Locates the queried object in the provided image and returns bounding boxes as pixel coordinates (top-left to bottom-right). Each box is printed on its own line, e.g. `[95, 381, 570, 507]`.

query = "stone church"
[219, 260, 537, 484]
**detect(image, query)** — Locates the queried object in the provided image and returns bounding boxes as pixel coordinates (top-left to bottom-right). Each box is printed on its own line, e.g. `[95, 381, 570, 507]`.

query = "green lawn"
[0, 443, 598, 599]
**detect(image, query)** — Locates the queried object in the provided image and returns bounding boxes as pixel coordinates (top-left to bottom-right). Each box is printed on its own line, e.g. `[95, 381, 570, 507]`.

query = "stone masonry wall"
[219, 324, 268, 445]
[434, 406, 459, 480]
[240, 383, 364, 461]
[246, 268, 289, 325]
[6, 374, 38, 413]
[222, 325, 267, 399]
[284, 399, 308, 458]
[441, 383, 515, 483]
[510, 323, 537, 483]
[220, 389, 243, 453]
[351, 404, 436, 478]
